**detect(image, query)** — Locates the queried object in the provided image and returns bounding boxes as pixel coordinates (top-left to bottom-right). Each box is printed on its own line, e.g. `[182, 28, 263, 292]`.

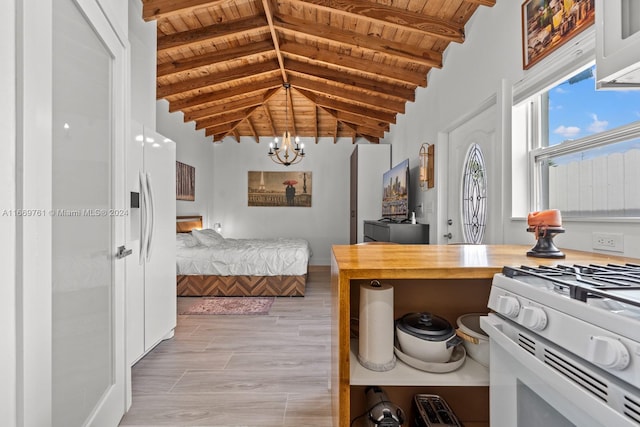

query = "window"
[462, 143, 487, 244]
[524, 64, 640, 219]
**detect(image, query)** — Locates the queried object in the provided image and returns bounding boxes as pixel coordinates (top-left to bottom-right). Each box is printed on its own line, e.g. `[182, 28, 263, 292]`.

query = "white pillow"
[191, 228, 225, 246]
[176, 232, 199, 249]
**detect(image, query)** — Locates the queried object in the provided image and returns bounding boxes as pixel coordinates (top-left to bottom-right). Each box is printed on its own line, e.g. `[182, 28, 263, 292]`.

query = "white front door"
[445, 104, 501, 244]
[51, 0, 127, 425]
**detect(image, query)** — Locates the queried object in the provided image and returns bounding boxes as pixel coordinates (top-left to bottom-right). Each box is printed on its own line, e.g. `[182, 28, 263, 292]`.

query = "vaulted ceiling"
[142, 0, 495, 144]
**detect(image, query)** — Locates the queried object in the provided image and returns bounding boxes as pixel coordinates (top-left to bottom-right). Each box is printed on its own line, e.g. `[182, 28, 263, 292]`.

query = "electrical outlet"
[592, 232, 624, 252]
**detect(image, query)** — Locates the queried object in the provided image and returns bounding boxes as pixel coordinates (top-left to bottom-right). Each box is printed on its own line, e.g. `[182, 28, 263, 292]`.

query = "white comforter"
[176, 237, 312, 276]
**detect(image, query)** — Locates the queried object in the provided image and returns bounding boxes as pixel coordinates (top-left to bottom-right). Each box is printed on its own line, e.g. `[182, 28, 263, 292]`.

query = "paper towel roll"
[358, 281, 396, 371]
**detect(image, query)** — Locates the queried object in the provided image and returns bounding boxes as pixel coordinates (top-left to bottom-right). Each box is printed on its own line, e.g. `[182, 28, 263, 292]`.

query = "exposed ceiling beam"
[142, 0, 230, 21]
[288, 74, 405, 114]
[281, 42, 427, 87]
[157, 41, 276, 78]
[195, 106, 259, 130]
[465, 0, 496, 6]
[261, 0, 288, 83]
[169, 76, 282, 112]
[273, 14, 442, 69]
[157, 61, 280, 98]
[184, 88, 279, 122]
[329, 109, 390, 131]
[156, 17, 269, 55]
[294, 0, 465, 43]
[246, 116, 259, 143]
[296, 88, 396, 124]
[205, 120, 242, 137]
[286, 61, 415, 102]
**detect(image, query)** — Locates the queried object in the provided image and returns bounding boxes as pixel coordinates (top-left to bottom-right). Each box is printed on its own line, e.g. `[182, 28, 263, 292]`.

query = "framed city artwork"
[522, 0, 595, 70]
[247, 171, 312, 207]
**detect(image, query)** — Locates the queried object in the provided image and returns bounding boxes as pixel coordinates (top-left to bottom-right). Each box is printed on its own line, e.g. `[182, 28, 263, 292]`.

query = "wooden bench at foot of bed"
[176, 274, 307, 297]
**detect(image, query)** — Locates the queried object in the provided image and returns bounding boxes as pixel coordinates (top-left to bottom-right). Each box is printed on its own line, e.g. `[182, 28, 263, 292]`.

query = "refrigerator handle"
[139, 171, 148, 265]
[145, 172, 156, 261]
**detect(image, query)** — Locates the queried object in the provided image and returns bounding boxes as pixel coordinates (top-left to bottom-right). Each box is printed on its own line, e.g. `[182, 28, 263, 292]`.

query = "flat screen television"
[381, 158, 409, 221]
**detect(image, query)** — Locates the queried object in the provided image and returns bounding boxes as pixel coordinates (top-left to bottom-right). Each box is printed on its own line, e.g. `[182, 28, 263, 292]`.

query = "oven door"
[481, 314, 639, 427]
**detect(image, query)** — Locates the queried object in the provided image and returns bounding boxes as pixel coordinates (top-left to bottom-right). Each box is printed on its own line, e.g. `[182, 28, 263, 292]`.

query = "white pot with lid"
[456, 313, 489, 367]
[395, 312, 463, 363]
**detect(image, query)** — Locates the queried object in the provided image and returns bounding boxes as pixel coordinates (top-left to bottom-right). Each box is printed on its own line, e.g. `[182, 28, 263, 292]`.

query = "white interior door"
[52, 0, 126, 425]
[446, 105, 501, 244]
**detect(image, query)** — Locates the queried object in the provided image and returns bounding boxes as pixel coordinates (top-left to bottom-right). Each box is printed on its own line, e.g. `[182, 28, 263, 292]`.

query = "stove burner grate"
[503, 264, 640, 306]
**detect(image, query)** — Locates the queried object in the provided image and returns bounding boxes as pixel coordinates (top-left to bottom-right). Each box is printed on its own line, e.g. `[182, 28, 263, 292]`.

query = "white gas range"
[480, 263, 640, 427]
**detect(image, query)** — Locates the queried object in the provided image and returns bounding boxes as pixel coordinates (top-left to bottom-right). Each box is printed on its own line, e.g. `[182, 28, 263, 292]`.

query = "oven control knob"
[521, 306, 547, 330]
[586, 336, 630, 370]
[496, 295, 521, 318]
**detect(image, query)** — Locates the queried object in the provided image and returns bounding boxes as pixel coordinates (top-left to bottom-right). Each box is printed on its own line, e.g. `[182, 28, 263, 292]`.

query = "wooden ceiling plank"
[157, 41, 275, 78]
[281, 42, 427, 87]
[169, 76, 282, 112]
[274, 13, 442, 69]
[286, 60, 415, 102]
[292, 0, 465, 43]
[157, 16, 269, 54]
[157, 60, 280, 98]
[142, 0, 230, 21]
[289, 75, 404, 114]
[184, 88, 279, 122]
[296, 88, 396, 124]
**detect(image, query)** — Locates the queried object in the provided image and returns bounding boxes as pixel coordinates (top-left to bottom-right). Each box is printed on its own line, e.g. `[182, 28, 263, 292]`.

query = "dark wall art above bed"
[248, 171, 312, 207]
[176, 161, 195, 201]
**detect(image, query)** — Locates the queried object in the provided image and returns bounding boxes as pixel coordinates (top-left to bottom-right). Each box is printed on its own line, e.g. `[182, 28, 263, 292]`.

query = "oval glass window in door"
[461, 143, 487, 244]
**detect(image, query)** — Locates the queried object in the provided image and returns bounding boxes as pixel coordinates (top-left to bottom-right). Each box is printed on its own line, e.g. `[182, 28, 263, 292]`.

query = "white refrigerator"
[126, 120, 176, 365]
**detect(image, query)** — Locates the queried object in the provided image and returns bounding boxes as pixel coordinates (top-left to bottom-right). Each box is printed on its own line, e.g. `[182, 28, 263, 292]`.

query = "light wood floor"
[119, 266, 332, 427]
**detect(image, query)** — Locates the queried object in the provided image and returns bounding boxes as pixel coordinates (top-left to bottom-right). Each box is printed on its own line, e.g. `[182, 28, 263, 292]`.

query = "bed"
[175, 216, 311, 296]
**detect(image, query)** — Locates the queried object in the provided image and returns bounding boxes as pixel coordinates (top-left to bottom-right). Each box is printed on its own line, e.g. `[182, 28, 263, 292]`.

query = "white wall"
[211, 137, 359, 265]
[1, 0, 16, 424]
[382, 1, 640, 258]
[156, 100, 215, 226]
[129, 0, 156, 128]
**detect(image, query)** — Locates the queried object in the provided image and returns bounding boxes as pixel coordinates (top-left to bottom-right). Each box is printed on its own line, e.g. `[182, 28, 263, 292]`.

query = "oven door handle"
[480, 315, 637, 427]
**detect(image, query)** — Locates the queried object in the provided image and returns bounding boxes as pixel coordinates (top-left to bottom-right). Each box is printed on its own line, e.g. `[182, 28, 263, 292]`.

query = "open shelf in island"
[349, 339, 489, 387]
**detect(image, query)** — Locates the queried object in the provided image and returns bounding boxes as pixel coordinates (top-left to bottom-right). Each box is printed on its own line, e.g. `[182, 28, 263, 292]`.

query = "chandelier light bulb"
[267, 82, 306, 166]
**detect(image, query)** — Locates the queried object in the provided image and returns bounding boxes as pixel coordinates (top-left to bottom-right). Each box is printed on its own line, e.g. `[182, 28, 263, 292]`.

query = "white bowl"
[456, 313, 489, 368]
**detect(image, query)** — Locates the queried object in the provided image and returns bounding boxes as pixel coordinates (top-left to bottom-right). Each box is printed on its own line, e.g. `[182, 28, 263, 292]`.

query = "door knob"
[443, 232, 452, 239]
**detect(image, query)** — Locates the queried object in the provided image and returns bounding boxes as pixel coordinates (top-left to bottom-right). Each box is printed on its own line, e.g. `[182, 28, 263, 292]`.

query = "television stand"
[363, 220, 429, 244]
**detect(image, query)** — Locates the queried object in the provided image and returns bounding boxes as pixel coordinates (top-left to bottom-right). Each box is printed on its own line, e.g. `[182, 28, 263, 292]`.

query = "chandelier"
[268, 83, 305, 166]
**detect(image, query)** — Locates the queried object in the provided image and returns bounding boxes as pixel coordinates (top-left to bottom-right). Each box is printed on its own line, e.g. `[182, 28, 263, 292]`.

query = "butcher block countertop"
[329, 244, 639, 427]
[331, 244, 639, 279]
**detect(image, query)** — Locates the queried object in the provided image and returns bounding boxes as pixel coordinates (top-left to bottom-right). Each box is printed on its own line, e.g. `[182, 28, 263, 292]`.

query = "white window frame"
[512, 27, 640, 222]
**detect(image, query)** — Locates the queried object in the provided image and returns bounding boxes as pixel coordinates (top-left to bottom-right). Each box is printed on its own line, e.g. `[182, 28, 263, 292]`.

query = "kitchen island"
[330, 244, 639, 426]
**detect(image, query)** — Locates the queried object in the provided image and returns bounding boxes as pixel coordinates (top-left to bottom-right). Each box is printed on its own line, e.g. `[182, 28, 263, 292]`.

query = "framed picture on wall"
[247, 171, 312, 207]
[522, 0, 595, 70]
[176, 161, 195, 201]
